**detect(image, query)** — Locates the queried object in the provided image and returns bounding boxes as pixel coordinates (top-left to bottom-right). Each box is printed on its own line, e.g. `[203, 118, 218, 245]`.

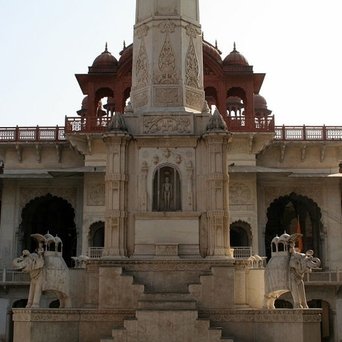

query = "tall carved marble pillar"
[203, 111, 232, 257]
[103, 133, 130, 257]
[131, 0, 204, 114]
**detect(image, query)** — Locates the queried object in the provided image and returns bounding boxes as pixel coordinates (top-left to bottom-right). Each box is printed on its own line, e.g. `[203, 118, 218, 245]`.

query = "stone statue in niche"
[153, 166, 181, 211]
[264, 233, 321, 309]
[13, 233, 71, 308]
[162, 176, 172, 209]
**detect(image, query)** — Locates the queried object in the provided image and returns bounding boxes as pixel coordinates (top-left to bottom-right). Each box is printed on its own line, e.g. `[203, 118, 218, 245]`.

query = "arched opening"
[20, 194, 77, 267]
[204, 87, 218, 109]
[265, 193, 323, 260]
[308, 300, 331, 341]
[230, 221, 251, 246]
[153, 166, 181, 212]
[226, 87, 247, 130]
[87, 221, 104, 259]
[230, 221, 252, 258]
[88, 221, 105, 247]
[95, 87, 115, 127]
[123, 87, 131, 111]
[49, 300, 60, 308]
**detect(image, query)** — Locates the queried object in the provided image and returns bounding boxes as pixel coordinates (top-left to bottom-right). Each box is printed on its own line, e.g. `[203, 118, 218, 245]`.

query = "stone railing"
[65, 116, 112, 133]
[87, 247, 104, 259]
[232, 246, 253, 259]
[0, 126, 65, 142]
[226, 115, 275, 132]
[2, 121, 342, 142]
[0, 269, 30, 284]
[275, 125, 342, 141]
[304, 270, 342, 284]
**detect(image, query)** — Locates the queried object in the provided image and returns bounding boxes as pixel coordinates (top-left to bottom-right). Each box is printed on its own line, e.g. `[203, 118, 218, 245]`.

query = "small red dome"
[223, 43, 249, 66]
[202, 40, 222, 63]
[253, 94, 268, 110]
[226, 96, 243, 106]
[81, 96, 88, 109]
[119, 43, 133, 65]
[91, 43, 117, 70]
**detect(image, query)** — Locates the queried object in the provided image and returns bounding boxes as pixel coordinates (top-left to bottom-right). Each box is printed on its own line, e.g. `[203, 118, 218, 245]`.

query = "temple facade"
[0, 0, 342, 341]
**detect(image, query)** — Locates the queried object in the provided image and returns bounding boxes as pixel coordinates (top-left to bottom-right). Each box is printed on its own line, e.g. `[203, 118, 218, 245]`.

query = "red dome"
[223, 43, 249, 66]
[119, 43, 133, 65]
[81, 96, 88, 109]
[91, 44, 117, 71]
[202, 40, 222, 63]
[253, 94, 268, 110]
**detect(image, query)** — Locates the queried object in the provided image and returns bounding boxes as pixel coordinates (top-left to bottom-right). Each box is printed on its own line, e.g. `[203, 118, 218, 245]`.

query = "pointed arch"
[20, 194, 77, 266]
[265, 192, 323, 260]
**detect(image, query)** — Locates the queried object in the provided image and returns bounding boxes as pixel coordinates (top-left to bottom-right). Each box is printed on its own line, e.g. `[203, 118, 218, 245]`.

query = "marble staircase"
[100, 267, 234, 342]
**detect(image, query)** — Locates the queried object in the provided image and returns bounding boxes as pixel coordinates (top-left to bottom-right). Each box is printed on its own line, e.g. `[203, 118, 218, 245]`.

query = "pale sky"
[0, 0, 341, 127]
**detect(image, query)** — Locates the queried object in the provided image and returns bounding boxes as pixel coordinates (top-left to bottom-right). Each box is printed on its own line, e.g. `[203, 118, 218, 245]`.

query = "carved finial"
[105, 42, 108, 52]
[233, 42, 236, 51]
[215, 40, 218, 49]
[123, 40, 126, 49]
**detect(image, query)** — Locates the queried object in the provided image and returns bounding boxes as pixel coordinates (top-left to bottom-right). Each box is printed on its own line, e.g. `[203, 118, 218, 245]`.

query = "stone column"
[132, 0, 204, 114]
[203, 133, 232, 257]
[103, 133, 130, 257]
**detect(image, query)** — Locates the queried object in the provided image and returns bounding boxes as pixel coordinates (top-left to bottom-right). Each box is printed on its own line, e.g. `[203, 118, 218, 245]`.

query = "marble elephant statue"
[264, 233, 321, 309]
[13, 233, 71, 308]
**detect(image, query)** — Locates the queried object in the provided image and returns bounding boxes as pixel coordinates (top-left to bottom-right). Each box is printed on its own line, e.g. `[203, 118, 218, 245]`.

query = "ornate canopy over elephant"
[264, 232, 321, 309]
[13, 233, 71, 308]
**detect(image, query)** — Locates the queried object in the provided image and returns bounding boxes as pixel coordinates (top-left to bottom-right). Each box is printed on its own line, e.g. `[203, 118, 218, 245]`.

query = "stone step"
[141, 291, 192, 301]
[138, 299, 197, 310]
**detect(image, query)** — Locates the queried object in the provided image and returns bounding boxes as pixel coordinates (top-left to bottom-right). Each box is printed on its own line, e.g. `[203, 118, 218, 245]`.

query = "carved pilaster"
[103, 133, 131, 257]
[139, 161, 149, 211]
[203, 133, 232, 257]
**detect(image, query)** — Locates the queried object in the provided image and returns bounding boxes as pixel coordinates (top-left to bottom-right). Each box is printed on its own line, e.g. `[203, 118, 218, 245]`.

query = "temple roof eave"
[253, 73, 266, 94]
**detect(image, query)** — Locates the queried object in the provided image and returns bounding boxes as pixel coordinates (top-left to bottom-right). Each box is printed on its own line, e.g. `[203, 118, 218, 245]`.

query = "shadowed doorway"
[20, 194, 76, 266]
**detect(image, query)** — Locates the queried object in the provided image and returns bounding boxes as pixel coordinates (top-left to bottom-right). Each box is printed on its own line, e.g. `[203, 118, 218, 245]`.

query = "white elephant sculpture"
[13, 233, 71, 308]
[264, 233, 321, 309]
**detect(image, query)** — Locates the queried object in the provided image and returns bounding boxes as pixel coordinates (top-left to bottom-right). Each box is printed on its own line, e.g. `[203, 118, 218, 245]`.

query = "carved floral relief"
[135, 38, 149, 87]
[230, 183, 252, 204]
[87, 183, 105, 206]
[185, 38, 200, 89]
[143, 116, 191, 134]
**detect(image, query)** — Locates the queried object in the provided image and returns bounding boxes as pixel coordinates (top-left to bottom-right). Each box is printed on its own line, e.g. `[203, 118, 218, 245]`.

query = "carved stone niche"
[152, 166, 181, 211]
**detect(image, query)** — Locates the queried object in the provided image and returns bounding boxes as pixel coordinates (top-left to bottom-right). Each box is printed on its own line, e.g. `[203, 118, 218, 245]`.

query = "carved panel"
[155, 244, 178, 256]
[230, 183, 252, 205]
[154, 87, 180, 106]
[87, 183, 105, 206]
[185, 37, 200, 89]
[155, 32, 177, 84]
[143, 116, 191, 134]
[135, 24, 149, 39]
[186, 89, 203, 109]
[135, 38, 149, 87]
[134, 90, 148, 108]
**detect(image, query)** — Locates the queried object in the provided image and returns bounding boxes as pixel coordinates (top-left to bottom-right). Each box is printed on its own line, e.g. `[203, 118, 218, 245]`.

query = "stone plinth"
[202, 309, 322, 342]
[12, 309, 135, 342]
